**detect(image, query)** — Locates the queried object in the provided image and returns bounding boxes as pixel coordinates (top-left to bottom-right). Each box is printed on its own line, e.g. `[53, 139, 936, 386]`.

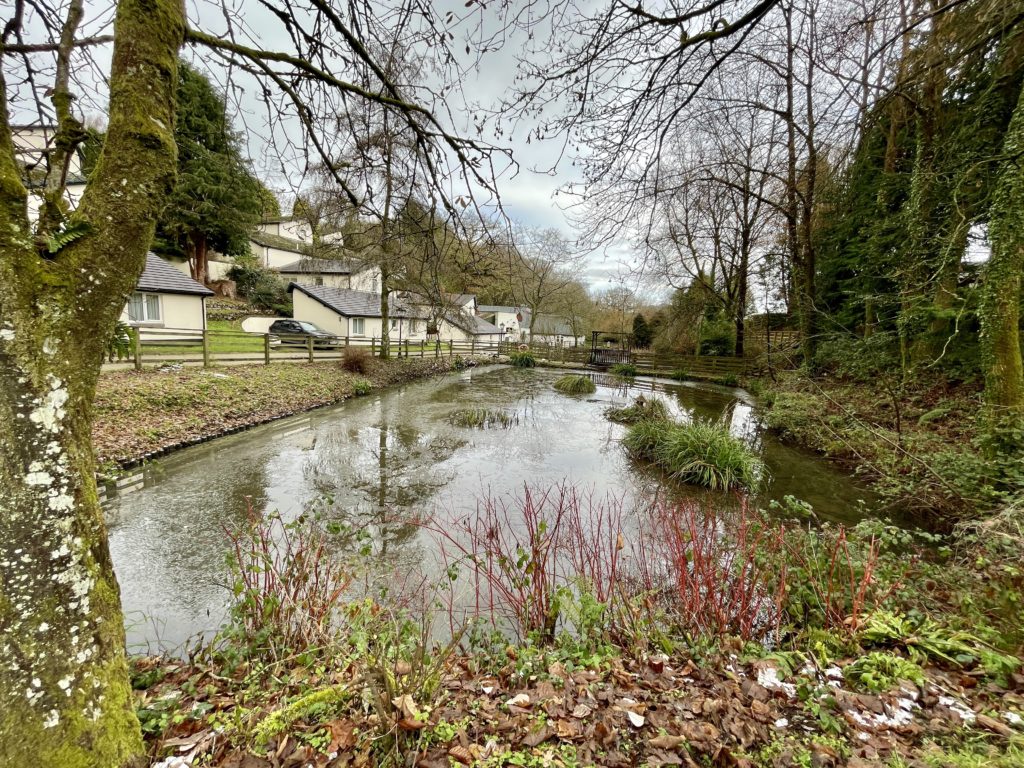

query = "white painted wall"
[25, 182, 86, 226]
[281, 272, 351, 289]
[291, 291, 430, 342]
[291, 291, 350, 337]
[241, 317, 276, 334]
[251, 243, 307, 269]
[119, 292, 206, 340]
[486, 310, 527, 341]
[350, 266, 382, 293]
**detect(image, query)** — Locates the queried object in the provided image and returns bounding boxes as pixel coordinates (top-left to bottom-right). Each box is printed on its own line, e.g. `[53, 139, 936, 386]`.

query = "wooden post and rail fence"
[108, 326, 798, 380]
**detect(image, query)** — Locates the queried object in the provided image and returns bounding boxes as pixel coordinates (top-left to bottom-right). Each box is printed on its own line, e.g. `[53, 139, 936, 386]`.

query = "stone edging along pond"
[93, 356, 492, 472]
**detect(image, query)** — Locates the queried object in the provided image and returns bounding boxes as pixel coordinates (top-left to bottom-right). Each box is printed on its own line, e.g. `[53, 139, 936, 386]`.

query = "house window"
[351, 318, 365, 336]
[410, 320, 419, 333]
[390, 318, 398, 330]
[314, 276, 324, 286]
[127, 292, 161, 323]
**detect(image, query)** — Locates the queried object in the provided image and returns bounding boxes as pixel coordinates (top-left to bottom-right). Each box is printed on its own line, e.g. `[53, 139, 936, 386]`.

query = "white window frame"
[351, 317, 365, 336]
[127, 292, 162, 325]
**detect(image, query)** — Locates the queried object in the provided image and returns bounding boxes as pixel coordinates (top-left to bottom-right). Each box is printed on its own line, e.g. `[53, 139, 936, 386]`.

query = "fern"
[44, 220, 92, 254]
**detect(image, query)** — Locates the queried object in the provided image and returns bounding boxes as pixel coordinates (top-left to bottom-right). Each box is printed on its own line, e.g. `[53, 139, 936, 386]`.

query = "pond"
[105, 365, 877, 653]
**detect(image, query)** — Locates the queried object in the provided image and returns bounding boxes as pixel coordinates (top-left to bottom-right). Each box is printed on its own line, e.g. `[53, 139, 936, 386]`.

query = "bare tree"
[0, 1, 506, 763]
[506, 225, 587, 342]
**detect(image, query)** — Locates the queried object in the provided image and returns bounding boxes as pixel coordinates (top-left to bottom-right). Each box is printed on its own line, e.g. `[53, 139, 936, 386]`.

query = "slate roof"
[530, 315, 577, 337]
[477, 305, 523, 314]
[136, 253, 213, 297]
[250, 231, 309, 254]
[289, 283, 425, 319]
[446, 312, 502, 336]
[278, 258, 356, 275]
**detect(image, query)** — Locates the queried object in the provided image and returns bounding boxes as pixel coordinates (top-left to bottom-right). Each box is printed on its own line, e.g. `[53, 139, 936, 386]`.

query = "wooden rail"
[104, 327, 765, 379]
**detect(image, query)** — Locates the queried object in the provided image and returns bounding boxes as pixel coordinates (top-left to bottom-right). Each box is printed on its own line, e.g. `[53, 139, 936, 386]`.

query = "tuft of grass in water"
[606, 396, 669, 424]
[553, 374, 597, 395]
[715, 373, 740, 387]
[352, 379, 372, 396]
[609, 362, 638, 378]
[623, 419, 764, 490]
[670, 369, 690, 381]
[508, 351, 536, 368]
[449, 408, 520, 429]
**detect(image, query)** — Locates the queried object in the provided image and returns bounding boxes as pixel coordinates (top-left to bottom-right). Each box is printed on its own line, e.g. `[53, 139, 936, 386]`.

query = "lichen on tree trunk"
[0, 0, 184, 764]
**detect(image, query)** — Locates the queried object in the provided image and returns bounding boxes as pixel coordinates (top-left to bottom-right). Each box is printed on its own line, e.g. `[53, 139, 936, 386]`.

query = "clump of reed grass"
[606, 395, 669, 424]
[623, 418, 764, 490]
[553, 374, 597, 395]
[449, 407, 520, 429]
[610, 362, 638, 378]
[508, 351, 536, 368]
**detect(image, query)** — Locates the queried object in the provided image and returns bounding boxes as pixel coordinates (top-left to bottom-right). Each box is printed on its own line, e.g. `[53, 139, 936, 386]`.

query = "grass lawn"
[139, 319, 268, 356]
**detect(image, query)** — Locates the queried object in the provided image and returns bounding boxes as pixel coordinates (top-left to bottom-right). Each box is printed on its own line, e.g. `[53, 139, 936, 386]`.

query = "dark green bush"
[698, 319, 735, 356]
[228, 258, 291, 315]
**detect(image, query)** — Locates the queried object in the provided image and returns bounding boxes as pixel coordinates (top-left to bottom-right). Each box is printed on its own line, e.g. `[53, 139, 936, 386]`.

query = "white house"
[249, 230, 310, 270]
[529, 315, 586, 347]
[438, 312, 503, 343]
[477, 305, 529, 341]
[477, 305, 584, 346]
[11, 125, 88, 223]
[289, 283, 427, 341]
[278, 258, 382, 292]
[120, 253, 213, 339]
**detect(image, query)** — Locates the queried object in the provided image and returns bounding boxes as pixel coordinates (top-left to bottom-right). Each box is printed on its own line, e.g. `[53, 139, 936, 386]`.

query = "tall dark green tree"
[155, 62, 262, 283]
[632, 313, 654, 348]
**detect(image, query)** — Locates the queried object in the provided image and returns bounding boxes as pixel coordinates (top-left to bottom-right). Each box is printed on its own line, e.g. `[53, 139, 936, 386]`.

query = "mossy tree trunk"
[0, 0, 184, 764]
[980, 85, 1024, 413]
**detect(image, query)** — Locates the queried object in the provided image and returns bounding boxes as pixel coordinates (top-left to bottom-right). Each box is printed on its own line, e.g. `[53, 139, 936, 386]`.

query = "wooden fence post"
[264, 333, 271, 365]
[470, 337, 475, 356]
[202, 329, 210, 368]
[133, 330, 142, 371]
[307, 335, 314, 362]
[371, 337, 376, 356]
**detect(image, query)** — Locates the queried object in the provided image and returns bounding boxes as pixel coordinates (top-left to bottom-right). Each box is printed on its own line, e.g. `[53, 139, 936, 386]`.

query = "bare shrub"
[341, 345, 373, 374]
[421, 483, 786, 645]
[221, 504, 351, 660]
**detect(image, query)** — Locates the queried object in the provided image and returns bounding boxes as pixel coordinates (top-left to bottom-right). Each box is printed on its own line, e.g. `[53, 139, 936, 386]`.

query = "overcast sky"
[8, 0, 646, 295]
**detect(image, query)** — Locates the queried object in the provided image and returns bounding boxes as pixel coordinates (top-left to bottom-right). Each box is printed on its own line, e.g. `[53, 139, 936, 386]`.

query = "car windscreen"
[296, 322, 323, 332]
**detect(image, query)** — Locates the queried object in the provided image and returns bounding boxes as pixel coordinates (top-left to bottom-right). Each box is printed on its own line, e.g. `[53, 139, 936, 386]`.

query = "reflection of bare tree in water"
[302, 398, 460, 558]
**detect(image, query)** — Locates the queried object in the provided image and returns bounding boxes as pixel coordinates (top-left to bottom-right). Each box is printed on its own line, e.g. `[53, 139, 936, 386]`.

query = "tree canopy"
[154, 62, 263, 282]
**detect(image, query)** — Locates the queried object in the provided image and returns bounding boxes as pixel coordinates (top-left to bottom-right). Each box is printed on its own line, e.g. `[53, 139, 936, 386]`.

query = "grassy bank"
[757, 370, 1021, 522]
[93, 356, 482, 467]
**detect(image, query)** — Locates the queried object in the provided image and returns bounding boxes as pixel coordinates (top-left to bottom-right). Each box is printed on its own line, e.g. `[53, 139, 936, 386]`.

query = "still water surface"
[106, 365, 875, 652]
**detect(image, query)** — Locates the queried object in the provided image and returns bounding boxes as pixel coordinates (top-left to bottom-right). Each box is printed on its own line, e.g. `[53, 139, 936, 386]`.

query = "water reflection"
[106, 365, 876, 652]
